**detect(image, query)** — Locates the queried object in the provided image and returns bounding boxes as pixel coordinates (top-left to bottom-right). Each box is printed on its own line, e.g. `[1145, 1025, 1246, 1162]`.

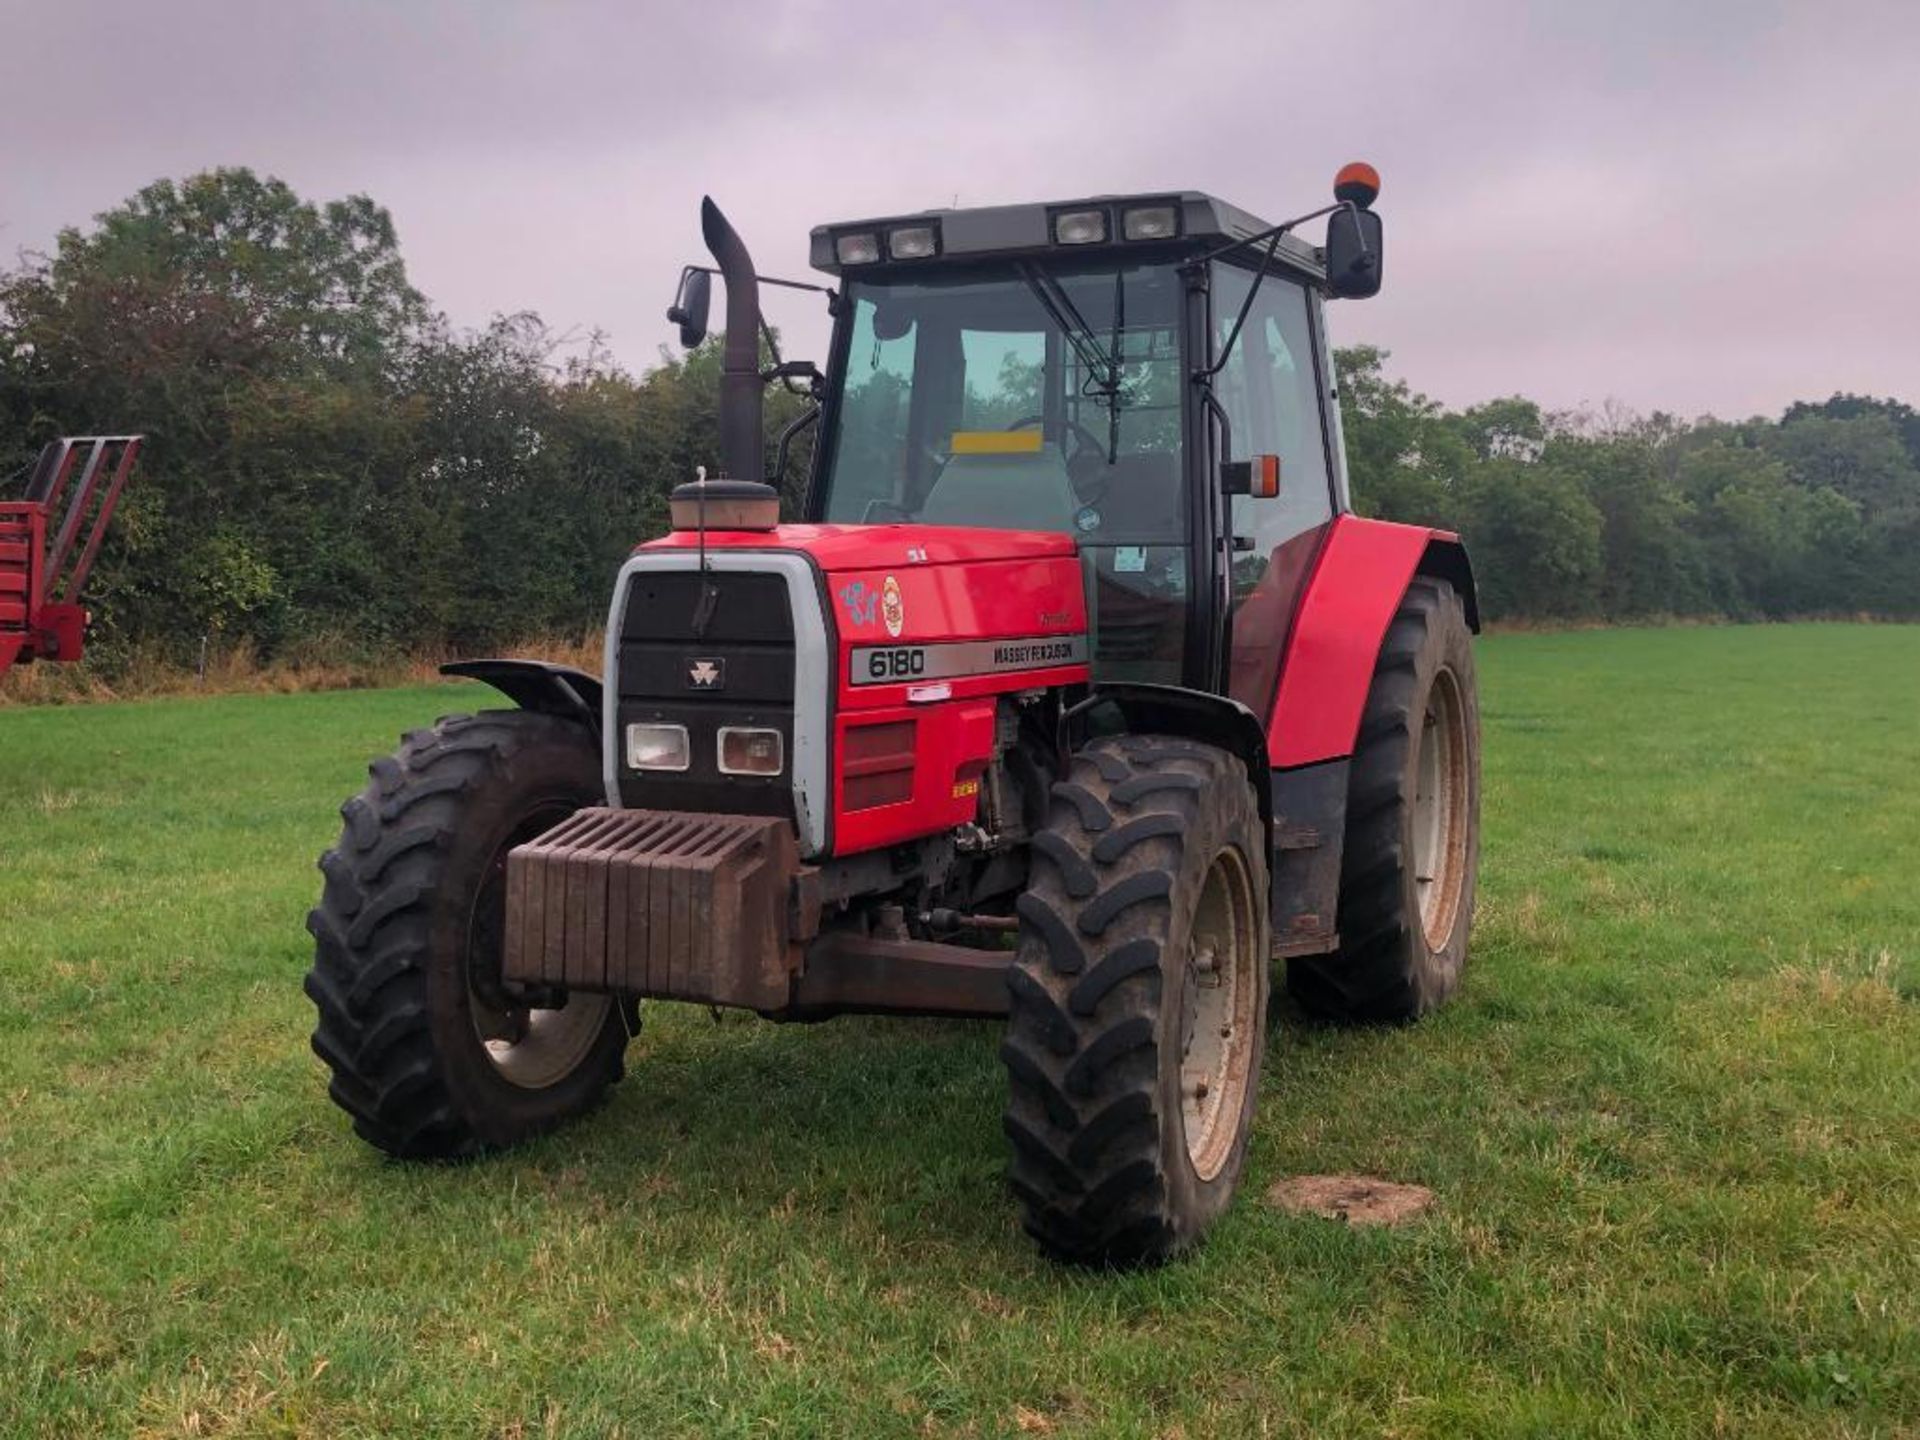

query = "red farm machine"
[306, 166, 1481, 1266]
[0, 436, 142, 682]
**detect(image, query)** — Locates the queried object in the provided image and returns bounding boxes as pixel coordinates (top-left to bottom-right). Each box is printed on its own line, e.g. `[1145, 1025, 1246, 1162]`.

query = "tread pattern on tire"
[1289, 578, 1475, 1023]
[1001, 734, 1260, 1266]
[305, 710, 623, 1158]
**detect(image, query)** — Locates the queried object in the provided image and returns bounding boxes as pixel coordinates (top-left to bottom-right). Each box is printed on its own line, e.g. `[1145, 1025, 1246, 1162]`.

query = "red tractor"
[0, 436, 142, 681]
[307, 167, 1481, 1266]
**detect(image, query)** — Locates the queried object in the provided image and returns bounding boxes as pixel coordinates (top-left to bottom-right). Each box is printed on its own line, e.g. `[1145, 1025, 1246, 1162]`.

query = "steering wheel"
[1007, 416, 1112, 503]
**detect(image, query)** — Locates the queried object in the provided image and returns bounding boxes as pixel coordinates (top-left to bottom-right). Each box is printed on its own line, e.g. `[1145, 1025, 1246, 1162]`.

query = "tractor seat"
[918, 443, 1078, 534]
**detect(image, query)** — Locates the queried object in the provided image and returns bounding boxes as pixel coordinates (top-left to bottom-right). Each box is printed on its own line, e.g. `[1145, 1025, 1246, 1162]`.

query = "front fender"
[1067, 682, 1273, 835]
[440, 659, 603, 743]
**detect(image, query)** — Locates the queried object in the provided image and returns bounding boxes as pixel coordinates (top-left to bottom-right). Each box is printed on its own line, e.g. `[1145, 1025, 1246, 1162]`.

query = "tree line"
[1339, 349, 1920, 620]
[3, 170, 1915, 672]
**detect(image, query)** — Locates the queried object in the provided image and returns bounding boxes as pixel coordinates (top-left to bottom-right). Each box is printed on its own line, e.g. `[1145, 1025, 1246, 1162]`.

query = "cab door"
[1207, 264, 1341, 713]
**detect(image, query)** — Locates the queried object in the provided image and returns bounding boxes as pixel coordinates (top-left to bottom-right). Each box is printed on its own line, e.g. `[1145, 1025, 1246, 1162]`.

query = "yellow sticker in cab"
[882, 574, 905, 637]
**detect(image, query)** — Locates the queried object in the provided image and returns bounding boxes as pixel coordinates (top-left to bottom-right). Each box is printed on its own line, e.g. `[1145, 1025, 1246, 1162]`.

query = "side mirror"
[666, 267, 712, 347]
[1326, 207, 1384, 299]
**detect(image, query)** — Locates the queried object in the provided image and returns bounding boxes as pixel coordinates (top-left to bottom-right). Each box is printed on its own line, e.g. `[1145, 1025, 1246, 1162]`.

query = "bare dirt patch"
[1265, 1174, 1436, 1227]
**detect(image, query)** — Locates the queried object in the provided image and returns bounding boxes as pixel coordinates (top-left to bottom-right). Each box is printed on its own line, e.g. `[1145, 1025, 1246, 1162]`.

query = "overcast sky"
[5, 0, 1916, 419]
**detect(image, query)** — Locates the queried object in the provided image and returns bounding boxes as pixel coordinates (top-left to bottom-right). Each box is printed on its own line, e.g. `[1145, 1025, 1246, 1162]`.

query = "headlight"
[718, 726, 784, 777]
[888, 225, 938, 259]
[626, 722, 690, 772]
[1053, 209, 1108, 245]
[835, 232, 881, 265]
[1123, 204, 1178, 241]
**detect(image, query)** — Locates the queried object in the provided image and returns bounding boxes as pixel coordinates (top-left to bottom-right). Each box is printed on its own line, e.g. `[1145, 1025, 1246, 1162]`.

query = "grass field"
[2, 625, 1916, 1438]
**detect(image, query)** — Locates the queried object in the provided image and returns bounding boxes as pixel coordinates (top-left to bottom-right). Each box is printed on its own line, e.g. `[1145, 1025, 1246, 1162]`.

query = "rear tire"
[1001, 735, 1270, 1267]
[305, 710, 630, 1158]
[1289, 578, 1480, 1021]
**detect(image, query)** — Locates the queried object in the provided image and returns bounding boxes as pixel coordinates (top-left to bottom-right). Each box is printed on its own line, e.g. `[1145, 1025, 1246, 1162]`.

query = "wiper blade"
[1018, 262, 1119, 399]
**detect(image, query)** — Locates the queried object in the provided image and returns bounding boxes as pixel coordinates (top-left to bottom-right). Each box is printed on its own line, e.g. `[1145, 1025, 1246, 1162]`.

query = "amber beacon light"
[1333, 162, 1381, 208]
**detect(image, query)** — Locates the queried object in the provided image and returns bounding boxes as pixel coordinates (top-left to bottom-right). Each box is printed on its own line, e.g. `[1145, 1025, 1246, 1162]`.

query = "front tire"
[1001, 735, 1270, 1267]
[1289, 578, 1481, 1022]
[305, 710, 630, 1158]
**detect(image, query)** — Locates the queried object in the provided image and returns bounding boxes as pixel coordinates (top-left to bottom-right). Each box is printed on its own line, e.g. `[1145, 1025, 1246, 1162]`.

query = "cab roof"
[808, 191, 1325, 281]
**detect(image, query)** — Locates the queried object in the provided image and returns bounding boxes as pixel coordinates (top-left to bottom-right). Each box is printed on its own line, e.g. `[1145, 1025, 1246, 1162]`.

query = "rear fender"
[440, 659, 603, 743]
[1417, 536, 1479, 631]
[1266, 516, 1477, 769]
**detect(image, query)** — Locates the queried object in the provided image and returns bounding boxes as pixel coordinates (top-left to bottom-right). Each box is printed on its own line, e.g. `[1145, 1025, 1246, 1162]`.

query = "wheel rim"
[1413, 666, 1471, 951]
[465, 804, 613, 1091]
[1179, 846, 1261, 1182]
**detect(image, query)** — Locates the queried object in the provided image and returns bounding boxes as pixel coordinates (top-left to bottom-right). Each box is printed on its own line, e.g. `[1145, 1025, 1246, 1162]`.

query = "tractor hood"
[640, 521, 1076, 570]
[637, 521, 1088, 668]
[613, 521, 1091, 858]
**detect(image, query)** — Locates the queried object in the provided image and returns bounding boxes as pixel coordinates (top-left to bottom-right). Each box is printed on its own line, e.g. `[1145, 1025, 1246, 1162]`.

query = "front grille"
[614, 569, 797, 818]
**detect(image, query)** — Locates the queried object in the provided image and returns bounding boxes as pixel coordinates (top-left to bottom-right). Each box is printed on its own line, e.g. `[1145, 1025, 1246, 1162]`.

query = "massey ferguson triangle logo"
[686, 658, 724, 689]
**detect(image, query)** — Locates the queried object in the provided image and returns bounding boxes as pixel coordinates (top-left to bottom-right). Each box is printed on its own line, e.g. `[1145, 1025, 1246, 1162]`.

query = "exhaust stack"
[701, 197, 763, 484]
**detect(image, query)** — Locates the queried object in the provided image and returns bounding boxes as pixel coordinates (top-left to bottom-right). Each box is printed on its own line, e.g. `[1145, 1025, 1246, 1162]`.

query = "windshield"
[817, 261, 1185, 542]
[814, 260, 1191, 685]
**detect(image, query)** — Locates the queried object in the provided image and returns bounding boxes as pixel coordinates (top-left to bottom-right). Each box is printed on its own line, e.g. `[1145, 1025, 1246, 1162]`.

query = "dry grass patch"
[0, 630, 606, 707]
[1264, 1174, 1437, 1227]
[1768, 950, 1905, 1016]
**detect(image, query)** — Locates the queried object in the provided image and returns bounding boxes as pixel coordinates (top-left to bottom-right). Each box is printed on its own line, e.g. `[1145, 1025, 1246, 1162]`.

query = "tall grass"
[0, 629, 607, 707]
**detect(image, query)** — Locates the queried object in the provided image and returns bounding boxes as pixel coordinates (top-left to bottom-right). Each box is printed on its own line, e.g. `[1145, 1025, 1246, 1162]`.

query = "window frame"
[802, 250, 1346, 699]
[806, 259, 1192, 529]
[1207, 257, 1343, 534]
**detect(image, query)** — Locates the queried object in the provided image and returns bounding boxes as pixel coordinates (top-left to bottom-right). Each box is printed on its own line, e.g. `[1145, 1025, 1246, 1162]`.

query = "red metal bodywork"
[1265, 514, 1465, 768]
[643, 524, 1091, 856]
[640, 514, 1467, 846]
[0, 503, 49, 677]
[0, 436, 142, 679]
[643, 522, 1079, 570]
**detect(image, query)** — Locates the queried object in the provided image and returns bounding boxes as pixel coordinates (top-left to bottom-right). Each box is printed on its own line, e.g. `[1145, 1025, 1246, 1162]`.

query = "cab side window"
[829, 297, 919, 520]
[1210, 268, 1335, 600]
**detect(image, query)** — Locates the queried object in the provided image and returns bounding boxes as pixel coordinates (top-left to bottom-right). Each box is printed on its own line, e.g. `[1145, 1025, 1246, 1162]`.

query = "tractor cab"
[804, 192, 1362, 695]
[665, 179, 1379, 706]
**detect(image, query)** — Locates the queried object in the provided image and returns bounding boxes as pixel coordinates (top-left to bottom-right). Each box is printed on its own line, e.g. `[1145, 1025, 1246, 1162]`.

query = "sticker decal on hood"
[837, 580, 879, 628]
[882, 574, 905, 637]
